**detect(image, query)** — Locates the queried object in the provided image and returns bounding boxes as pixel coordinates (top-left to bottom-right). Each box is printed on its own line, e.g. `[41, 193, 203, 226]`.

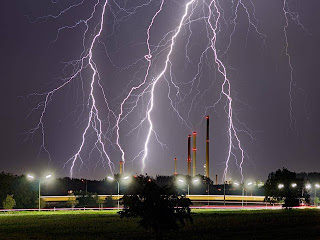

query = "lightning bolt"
[140, 0, 196, 172]
[205, 0, 245, 182]
[115, 0, 165, 173]
[26, 0, 115, 178]
[283, 0, 296, 131]
[282, 0, 310, 132]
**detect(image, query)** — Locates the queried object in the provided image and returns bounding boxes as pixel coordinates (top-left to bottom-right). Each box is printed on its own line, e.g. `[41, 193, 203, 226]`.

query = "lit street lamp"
[233, 182, 243, 206]
[27, 174, 53, 211]
[245, 182, 254, 206]
[107, 175, 131, 210]
[177, 177, 200, 196]
[306, 183, 312, 190]
[278, 183, 284, 189]
[234, 181, 255, 207]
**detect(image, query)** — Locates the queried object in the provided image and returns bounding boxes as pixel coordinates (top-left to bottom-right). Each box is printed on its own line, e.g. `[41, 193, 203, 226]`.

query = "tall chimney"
[192, 132, 197, 177]
[215, 174, 218, 185]
[119, 161, 123, 175]
[188, 135, 191, 176]
[205, 116, 210, 178]
[174, 158, 177, 175]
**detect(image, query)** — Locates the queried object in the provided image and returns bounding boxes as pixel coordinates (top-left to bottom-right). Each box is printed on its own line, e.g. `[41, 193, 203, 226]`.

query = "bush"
[95, 195, 104, 208]
[3, 195, 16, 209]
[76, 192, 98, 208]
[66, 196, 79, 208]
[104, 195, 116, 208]
[36, 198, 47, 209]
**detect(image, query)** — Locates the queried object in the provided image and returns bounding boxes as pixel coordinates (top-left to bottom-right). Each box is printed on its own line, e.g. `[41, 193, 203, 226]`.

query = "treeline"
[0, 171, 267, 209]
[0, 172, 122, 209]
[297, 172, 320, 183]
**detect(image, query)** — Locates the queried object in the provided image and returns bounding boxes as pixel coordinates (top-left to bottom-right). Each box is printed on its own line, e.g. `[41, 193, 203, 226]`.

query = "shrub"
[66, 196, 79, 208]
[104, 195, 116, 208]
[36, 198, 47, 209]
[3, 195, 16, 209]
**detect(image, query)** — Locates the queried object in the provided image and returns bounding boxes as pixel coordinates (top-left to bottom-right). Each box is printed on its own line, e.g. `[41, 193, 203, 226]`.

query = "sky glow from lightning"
[25, 0, 309, 180]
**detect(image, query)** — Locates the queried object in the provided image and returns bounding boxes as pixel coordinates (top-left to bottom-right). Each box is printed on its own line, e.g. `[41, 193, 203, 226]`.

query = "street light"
[107, 175, 131, 210]
[306, 183, 312, 190]
[314, 184, 320, 206]
[177, 177, 200, 196]
[233, 181, 244, 207]
[291, 183, 297, 188]
[245, 181, 255, 206]
[278, 183, 284, 189]
[27, 174, 52, 211]
[233, 181, 252, 207]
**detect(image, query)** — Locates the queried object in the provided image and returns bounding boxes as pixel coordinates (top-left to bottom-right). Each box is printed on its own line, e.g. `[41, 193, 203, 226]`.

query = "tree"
[314, 197, 320, 207]
[2, 195, 16, 209]
[36, 198, 47, 209]
[104, 195, 115, 208]
[0, 173, 38, 209]
[119, 175, 192, 240]
[76, 192, 98, 208]
[95, 194, 104, 209]
[66, 195, 79, 208]
[14, 176, 38, 208]
[265, 168, 307, 209]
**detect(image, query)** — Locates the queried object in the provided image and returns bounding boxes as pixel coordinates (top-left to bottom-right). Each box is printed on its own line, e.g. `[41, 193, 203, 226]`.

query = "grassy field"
[1, 209, 320, 239]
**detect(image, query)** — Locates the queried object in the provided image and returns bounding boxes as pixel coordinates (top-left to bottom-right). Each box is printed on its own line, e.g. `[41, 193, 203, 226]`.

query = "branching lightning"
[282, 0, 310, 131]
[140, 0, 196, 171]
[115, 0, 165, 172]
[25, 0, 308, 180]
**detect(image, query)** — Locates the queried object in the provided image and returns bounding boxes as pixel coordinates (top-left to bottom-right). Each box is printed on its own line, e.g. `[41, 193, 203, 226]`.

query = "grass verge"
[0, 209, 319, 239]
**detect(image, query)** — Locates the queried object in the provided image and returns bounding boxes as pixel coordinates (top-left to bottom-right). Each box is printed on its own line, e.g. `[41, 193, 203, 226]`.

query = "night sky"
[1, 0, 320, 182]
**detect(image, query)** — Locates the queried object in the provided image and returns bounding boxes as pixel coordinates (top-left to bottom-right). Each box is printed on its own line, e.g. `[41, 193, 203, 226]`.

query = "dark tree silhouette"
[75, 191, 99, 208]
[0, 172, 38, 209]
[265, 168, 309, 208]
[119, 175, 192, 240]
[104, 195, 115, 208]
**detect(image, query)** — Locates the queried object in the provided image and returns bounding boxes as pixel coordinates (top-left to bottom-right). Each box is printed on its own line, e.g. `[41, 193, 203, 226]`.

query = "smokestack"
[119, 161, 123, 175]
[174, 158, 177, 175]
[192, 132, 197, 177]
[205, 116, 210, 178]
[188, 135, 191, 176]
[215, 175, 218, 185]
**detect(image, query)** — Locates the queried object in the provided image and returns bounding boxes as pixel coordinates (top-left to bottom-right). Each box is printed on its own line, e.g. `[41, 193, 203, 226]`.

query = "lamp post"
[177, 177, 200, 196]
[233, 182, 242, 207]
[107, 175, 130, 210]
[27, 174, 52, 211]
[223, 181, 226, 206]
[234, 181, 254, 208]
[244, 182, 254, 206]
[314, 184, 320, 206]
